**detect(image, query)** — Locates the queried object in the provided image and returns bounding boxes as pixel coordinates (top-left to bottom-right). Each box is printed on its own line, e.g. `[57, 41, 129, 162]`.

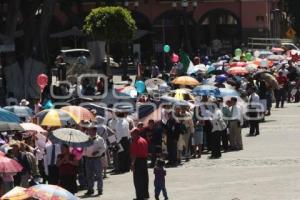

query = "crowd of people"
[0, 48, 300, 200]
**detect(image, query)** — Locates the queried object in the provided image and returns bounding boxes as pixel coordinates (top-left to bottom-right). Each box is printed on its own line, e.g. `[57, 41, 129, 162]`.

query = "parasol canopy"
[3, 106, 33, 118]
[192, 85, 221, 96]
[0, 186, 29, 200]
[0, 156, 23, 173]
[61, 106, 95, 121]
[171, 76, 200, 86]
[20, 123, 46, 133]
[169, 89, 195, 101]
[227, 67, 249, 76]
[36, 109, 80, 127]
[0, 108, 20, 123]
[0, 122, 24, 132]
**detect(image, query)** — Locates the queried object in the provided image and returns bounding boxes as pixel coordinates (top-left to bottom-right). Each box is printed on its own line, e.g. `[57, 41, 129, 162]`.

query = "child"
[154, 159, 168, 200]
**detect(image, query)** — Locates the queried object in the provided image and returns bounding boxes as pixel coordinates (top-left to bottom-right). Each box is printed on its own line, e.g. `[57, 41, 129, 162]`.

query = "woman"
[210, 100, 227, 159]
[57, 144, 78, 194]
[192, 108, 204, 158]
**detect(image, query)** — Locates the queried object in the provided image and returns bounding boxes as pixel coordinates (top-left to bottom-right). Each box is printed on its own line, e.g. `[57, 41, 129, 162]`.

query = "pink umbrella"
[20, 123, 47, 133]
[0, 151, 4, 156]
[0, 156, 23, 173]
[227, 67, 249, 76]
[229, 62, 247, 68]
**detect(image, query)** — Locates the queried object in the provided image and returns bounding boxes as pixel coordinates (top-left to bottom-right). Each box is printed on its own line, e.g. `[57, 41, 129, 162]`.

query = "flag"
[179, 50, 193, 73]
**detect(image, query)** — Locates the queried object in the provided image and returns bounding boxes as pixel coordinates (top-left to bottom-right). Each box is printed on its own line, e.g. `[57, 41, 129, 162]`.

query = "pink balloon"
[171, 53, 179, 63]
[37, 74, 48, 92]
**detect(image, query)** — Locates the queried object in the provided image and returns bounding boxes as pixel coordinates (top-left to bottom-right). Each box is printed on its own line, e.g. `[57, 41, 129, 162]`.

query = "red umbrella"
[229, 62, 247, 68]
[227, 67, 249, 76]
[0, 156, 23, 173]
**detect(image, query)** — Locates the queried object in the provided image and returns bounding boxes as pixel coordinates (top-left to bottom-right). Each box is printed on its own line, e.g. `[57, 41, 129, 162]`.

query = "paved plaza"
[78, 103, 300, 200]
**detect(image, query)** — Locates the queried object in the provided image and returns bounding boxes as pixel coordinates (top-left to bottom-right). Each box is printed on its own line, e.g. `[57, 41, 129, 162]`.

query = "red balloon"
[171, 53, 179, 63]
[37, 74, 48, 92]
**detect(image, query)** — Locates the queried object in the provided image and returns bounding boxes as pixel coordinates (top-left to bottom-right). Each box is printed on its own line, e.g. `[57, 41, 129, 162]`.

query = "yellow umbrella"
[1, 186, 29, 200]
[36, 109, 80, 127]
[171, 76, 200, 86]
[169, 89, 195, 101]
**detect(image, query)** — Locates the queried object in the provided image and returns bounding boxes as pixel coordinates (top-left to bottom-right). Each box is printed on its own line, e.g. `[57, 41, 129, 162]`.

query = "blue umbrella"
[215, 74, 228, 83]
[219, 88, 240, 97]
[192, 85, 221, 96]
[0, 108, 20, 123]
[3, 106, 33, 118]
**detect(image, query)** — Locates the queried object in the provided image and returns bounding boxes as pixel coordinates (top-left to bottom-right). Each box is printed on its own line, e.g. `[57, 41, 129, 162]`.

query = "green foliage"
[83, 6, 137, 42]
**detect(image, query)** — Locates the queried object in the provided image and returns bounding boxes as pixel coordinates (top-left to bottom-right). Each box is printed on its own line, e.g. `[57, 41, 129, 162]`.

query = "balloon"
[234, 48, 242, 57]
[135, 80, 145, 94]
[163, 44, 170, 53]
[245, 52, 253, 61]
[171, 53, 179, 63]
[43, 99, 53, 109]
[37, 74, 48, 92]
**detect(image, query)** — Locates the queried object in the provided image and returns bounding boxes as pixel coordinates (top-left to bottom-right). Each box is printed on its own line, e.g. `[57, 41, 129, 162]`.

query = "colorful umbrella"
[0, 108, 20, 123]
[219, 88, 240, 97]
[169, 89, 195, 101]
[0, 156, 23, 173]
[192, 85, 221, 96]
[20, 123, 46, 133]
[0, 122, 24, 132]
[229, 62, 247, 68]
[171, 76, 200, 86]
[0, 186, 29, 200]
[49, 128, 93, 147]
[3, 106, 33, 118]
[227, 67, 249, 76]
[115, 86, 137, 98]
[245, 63, 258, 73]
[61, 106, 95, 121]
[26, 184, 78, 200]
[215, 74, 228, 83]
[36, 109, 80, 127]
[187, 64, 207, 75]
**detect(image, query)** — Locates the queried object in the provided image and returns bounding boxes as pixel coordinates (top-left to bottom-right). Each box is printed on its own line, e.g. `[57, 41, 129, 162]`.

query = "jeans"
[85, 157, 103, 192]
[155, 184, 168, 200]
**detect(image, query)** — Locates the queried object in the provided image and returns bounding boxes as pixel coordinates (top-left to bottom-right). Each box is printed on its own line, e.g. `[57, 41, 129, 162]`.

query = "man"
[130, 128, 149, 200]
[44, 142, 61, 185]
[275, 71, 288, 108]
[247, 86, 261, 136]
[84, 125, 107, 196]
[228, 97, 243, 150]
[115, 112, 131, 173]
[165, 112, 180, 166]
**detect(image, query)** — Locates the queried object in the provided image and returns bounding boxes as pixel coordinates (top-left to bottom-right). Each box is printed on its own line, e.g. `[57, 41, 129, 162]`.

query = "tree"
[281, 0, 300, 37]
[83, 6, 137, 75]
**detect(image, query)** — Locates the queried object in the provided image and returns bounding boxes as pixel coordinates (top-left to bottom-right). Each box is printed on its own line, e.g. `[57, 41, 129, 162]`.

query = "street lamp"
[124, 1, 129, 7]
[134, 1, 139, 8]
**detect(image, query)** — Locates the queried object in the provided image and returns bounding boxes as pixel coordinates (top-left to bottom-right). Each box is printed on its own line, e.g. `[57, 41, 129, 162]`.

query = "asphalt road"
[78, 103, 300, 200]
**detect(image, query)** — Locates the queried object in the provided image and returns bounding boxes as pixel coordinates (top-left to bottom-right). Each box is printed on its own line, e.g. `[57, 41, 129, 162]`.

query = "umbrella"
[36, 109, 80, 127]
[187, 64, 207, 75]
[215, 74, 228, 83]
[245, 63, 258, 73]
[0, 122, 24, 132]
[20, 123, 46, 133]
[3, 106, 33, 118]
[227, 67, 249, 76]
[145, 78, 169, 95]
[0, 156, 23, 173]
[26, 184, 78, 200]
[229, 62, 247, 68]
[271, 47, 284, 53]
[115, 86, 137, 98]
[49, 128, 93, 147]
[0, 108, 20, 123]
[267, 55, 286, 61]
[0, 186, 29, 200]
[171, 76, 200, 86]
[259, 73, 279, 89]
[219, 88, 240, 97]
[160, 96, 191, 107]
[192, 85, 221, 96]
[61, 106, 95, 121]
[169, 89, 195, 101]
[50, 26, 85, 48]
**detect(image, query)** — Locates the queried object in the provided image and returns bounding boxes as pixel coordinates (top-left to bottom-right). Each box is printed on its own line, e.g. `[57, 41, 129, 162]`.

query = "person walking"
[44, 142, 61, 185]
[57, 144, 78, 194]
[130, 128, 149, 200]
[84, 125, 107, 196]
[247, 86, 261, 136]
[165, 112, 180, 166]
[228, 97, 243, 150]
[154, 159, 169, 200]
[275, 71, 288, 108]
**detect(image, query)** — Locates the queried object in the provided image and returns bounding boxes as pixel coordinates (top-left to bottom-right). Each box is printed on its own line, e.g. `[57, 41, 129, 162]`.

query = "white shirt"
[231, 105, 243, 125]
[115, 118, 130, 143]
[249, 93, 260, 108]
[211, 109, 226, 132]
[84, 135, 106, 157]
[43, 144, 61, 175]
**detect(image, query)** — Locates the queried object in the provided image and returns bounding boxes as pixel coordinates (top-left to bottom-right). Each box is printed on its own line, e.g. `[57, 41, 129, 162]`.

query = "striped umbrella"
[36, 109, 80, 127]
[26, 184, 78, 200]
[61, 106, 95, 121]
[0, 108, 20, 123]
[49, 128, 92, 147]
[3, 106, 33, 118]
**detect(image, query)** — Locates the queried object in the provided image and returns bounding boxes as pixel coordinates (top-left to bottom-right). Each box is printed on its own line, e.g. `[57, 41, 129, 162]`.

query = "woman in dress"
[57, 144, 78, 194]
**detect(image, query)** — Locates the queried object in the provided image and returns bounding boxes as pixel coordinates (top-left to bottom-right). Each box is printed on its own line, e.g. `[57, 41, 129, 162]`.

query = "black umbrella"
[0, 122, 24, 132]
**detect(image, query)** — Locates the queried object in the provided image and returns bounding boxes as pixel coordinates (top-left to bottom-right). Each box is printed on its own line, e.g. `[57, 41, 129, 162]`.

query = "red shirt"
[276, 75, 288, 85]
[131, 136, 148, 158]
